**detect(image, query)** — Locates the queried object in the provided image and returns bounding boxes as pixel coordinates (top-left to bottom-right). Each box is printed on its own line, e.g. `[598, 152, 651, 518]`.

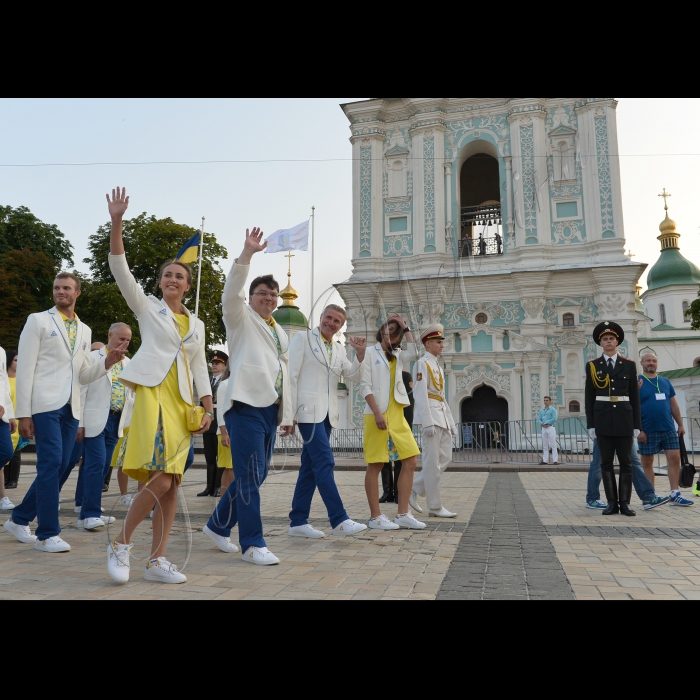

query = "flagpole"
[194, 216, 205, 319]
[310, 206, 315, 326]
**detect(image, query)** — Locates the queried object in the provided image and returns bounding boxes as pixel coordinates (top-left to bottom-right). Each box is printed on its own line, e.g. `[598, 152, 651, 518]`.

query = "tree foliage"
[687, 296, 700, 331]
[84, 214, 228, 350]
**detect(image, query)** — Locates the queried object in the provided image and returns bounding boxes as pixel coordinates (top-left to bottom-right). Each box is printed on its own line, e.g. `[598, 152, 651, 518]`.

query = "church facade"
[336, 97, 647, 429]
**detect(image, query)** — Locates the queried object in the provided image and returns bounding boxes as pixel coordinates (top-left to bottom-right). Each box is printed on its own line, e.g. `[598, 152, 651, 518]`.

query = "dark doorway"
[461, 385, 509, 450]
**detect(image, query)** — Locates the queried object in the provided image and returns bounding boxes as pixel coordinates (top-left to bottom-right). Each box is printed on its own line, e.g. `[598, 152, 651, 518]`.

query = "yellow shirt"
[265, 317, 284, 398]
[58, 310, 79, 354]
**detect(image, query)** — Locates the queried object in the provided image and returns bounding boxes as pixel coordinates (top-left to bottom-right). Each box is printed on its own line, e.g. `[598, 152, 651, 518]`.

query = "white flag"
[265, 220, 309, 254]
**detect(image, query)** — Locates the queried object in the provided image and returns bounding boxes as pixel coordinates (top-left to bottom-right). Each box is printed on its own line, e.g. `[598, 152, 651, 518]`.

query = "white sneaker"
[77, 517, 105, 530]
[395, 513, 427, 530]
[144, 558, 188, 584]
[108, 540, 133, 584]
[118, 495, 134, 507]
[4, 518, 37, 544]
[429, 507, 458, 519]
[203, 525, 239, 553]
[35, 536, 71, 553]
[289, 524, 326, 539]
[242, 547, 280, 566]
[0, 497, 15, 511]
[409, 492, 423, 514]
[333, 519, 369, 536]
[74, 506, 106, 514]
[368, 514, 400, 531]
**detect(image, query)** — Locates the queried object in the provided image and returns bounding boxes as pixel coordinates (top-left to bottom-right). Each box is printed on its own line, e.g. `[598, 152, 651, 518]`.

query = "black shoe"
[620, 503, 636, 517]
[212, 487, 221, 498]
[603, 502, 620, 516]
[619, 473, 635, 517]
[379, 491, 393, 504]
[197, 488, 212, 498]
[5, 481, 17, 490]
[102, 485, 110, 493]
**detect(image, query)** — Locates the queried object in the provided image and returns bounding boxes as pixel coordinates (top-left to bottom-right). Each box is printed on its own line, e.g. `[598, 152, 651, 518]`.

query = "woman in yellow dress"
[105, 187, 214, 586]
[361, 314, 426, 531]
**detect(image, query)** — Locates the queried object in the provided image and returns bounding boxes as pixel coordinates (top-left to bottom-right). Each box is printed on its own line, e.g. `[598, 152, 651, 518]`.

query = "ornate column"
[444, 162, 454, 253]
[504, 156, 514, 249]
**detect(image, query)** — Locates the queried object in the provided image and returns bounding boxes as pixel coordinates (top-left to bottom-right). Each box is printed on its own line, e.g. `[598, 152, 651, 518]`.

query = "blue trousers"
[75, 413, 121, 518]
[587, 439, 656, 503]
[0, 422, 15, 476]
[290, 415, 348, 529]
[207, 402, 278, 551]
[12, 404, 78, 540]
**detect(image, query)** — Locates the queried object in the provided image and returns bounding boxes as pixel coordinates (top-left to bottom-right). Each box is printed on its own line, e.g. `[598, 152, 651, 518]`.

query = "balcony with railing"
[459, 204, 504, 258]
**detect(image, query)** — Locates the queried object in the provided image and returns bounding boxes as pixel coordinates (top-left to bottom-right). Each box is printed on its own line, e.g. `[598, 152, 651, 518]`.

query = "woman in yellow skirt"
[361, 314, 426, 531]
[215, 369, 234, 494]
[105, 187, 214, 586]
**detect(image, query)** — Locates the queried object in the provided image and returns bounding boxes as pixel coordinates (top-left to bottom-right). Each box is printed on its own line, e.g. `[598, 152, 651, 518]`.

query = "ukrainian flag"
[176, 233, 200, 264]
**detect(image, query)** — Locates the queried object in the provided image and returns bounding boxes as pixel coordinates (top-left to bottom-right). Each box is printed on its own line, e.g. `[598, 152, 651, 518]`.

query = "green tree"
[0, 248, 56, 348]
[0, 205, 74, 269]
[84, 214, 228, 349]
[687, 296, 700, 330]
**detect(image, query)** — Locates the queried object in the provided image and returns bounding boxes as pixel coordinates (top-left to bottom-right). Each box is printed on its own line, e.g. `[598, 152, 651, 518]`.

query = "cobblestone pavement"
[2, 468, 699, 600]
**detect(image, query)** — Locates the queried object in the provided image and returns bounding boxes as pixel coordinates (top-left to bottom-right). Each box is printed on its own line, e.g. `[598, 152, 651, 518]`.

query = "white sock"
[672, 490, 681, 497]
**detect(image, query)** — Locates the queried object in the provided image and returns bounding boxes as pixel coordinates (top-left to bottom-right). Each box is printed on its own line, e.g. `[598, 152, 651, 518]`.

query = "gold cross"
[627, 250, 636, 259]
[285, 252, 295, 278]
[659, 188, 672, 211]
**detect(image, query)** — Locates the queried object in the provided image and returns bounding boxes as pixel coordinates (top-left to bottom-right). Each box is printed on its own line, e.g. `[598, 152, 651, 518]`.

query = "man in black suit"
[198, 351, 229, 498]
[585, 322, 642, 517]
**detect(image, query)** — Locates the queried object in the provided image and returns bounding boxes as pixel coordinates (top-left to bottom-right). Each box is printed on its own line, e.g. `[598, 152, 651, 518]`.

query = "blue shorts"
[638, 431, 680, 455]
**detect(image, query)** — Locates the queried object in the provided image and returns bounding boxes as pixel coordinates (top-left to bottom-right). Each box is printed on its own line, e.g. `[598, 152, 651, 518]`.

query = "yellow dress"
[364, 361, 420, 464]
[116, 313, 193, 483]
[8, 377, 18, 452]
[217, 435, 233, 471]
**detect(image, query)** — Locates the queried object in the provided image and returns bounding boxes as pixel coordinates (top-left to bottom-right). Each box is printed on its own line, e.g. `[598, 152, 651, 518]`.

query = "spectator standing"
[0, 347, 17, 512]
[198, 351, 228, 498]
[637, 353, 693, 507]
[538, 397, 559, 466]
[4, 350, 23, 490]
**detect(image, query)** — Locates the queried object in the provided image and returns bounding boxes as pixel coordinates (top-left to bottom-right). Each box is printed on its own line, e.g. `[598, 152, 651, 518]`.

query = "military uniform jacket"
[585, 355, 642, 437]
[413, 353, 457, 434]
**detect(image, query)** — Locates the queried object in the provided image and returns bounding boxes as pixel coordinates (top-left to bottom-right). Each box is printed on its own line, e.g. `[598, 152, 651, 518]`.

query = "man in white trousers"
[538, 396, 559, 466]
[410, 325, 458, 519]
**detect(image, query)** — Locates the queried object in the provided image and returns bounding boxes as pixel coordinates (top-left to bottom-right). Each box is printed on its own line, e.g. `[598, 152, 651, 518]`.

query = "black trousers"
[598, 435, 633, 476]
[202, 432, 219, 469]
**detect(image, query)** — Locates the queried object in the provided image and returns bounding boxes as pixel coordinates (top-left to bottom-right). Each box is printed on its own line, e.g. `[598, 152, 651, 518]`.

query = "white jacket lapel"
[50, 308, 73, 357]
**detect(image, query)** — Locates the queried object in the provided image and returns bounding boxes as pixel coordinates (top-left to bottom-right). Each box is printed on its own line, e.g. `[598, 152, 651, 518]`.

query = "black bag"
[679, 439, 696, 489]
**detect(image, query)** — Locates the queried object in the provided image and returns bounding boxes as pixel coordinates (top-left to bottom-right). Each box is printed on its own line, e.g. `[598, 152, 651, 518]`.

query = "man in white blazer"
[410, 325, 458, 519]
[204, 228, 294, 567]
[71, 323, 134, 531]
[287, 305, 368, 539]
[5, 273, 127, 553]
[0, 347, 18, 512]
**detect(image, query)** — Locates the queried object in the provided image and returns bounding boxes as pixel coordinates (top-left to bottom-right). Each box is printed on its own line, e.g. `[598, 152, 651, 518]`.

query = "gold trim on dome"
[657, 189, 680, 251]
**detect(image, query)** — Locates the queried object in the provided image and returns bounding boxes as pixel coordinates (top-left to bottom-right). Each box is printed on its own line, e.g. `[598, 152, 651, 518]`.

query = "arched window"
[563, 313, 575, 328]
[683, 301, 691, 321]
[475, 313, 488, 325]
[695, 357, 700, 368]
[569, 401, 581, 414]
[659, 304, 667, 325]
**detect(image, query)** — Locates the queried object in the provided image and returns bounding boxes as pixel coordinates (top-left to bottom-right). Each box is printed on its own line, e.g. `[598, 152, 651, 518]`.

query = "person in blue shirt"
[537, 397, 559, 465]
[638, 353, 693, 507]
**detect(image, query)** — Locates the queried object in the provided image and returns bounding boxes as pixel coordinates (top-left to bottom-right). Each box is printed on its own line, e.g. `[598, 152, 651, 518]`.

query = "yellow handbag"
[181, 340, 206, 432]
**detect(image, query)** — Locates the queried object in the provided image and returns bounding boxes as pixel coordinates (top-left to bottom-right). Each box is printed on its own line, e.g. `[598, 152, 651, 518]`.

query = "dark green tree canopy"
[84, 214, 228, 350]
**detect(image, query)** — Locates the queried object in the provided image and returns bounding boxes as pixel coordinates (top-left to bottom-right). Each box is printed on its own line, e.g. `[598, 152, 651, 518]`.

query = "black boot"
[619, 472, 636, 517]
[198, 464, 216, 497]
[379, 464, 393, 503]
[103, 467, 113, 493]
[601, 470, 620, 516]
[213, 468, 224, 498]
[393, 461, 403, 505]
[6, 452, 20, 489]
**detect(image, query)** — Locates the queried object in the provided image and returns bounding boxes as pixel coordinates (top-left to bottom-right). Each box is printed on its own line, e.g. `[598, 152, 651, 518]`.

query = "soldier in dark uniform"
[198, 351, 229, 498]
[585, 322, 642, 517]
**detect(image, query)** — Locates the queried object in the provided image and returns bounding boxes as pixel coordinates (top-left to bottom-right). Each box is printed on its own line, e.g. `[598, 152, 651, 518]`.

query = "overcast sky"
[1, 98, 698, 322]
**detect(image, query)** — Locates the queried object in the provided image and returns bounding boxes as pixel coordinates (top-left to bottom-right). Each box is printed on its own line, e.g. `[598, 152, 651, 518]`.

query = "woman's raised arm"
[107, 187, 130, 256]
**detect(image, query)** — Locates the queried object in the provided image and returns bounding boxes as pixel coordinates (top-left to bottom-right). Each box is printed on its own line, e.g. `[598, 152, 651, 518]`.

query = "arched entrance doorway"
[461, 385, 509, 449]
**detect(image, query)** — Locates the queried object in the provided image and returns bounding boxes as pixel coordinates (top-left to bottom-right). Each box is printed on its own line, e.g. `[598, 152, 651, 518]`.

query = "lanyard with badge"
[643, 375, 666, 402]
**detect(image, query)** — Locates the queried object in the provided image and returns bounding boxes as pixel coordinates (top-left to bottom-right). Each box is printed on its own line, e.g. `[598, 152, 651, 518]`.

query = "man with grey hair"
[638, 352, 693, 507]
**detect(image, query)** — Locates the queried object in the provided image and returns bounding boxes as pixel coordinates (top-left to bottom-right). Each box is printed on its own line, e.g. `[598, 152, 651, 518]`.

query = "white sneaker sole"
[144, 571, 188, 584]
[204, 526, 239, 554]
[369, 524, 400, 531]
[34, 542, 71, 553]
[288, 529, 326, 539]
[429, 512, 457, 519]
[333, 525, 368, 536]
[0, 506, 15, 512]
[242, 556, 280, 567]
[396, 523, 427, 530]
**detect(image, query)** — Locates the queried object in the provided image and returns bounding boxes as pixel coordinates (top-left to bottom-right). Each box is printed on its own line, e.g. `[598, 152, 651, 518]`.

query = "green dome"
[273, 305, 308, 328]
[646, 248, 700, 292]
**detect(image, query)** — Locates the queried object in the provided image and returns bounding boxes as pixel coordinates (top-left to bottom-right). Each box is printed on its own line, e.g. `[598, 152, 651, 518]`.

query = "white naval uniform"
[412, 353, 457, 511]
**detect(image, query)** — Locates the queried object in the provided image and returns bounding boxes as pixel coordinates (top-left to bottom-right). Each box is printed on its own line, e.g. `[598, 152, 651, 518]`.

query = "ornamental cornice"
[409, 119, 446, 134]
[574, 98, 617, 114]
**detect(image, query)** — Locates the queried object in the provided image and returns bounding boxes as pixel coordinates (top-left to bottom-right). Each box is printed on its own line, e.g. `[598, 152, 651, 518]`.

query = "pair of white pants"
[413, 426, 452, 511]
[542, 427, 558, 464]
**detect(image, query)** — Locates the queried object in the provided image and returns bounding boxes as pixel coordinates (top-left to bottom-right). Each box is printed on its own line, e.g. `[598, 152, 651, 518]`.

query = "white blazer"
[219, 262, 293, 427]
[108, 254, 211, 405]
[360, 343, 417, 416]
[289, 328, 362, 427]
[16, 308, 107, 420]
[412, 352, 457, 433]
[0, 347, 15, 424]
[79, 349, 134, 439]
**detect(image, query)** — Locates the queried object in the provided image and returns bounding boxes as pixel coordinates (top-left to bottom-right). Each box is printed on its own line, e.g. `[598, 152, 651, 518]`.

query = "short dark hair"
[544, 396, 552, 401]
[55, 272, 82, 292]
[249, 275, 279, 297]
[6, 350, 18, 367]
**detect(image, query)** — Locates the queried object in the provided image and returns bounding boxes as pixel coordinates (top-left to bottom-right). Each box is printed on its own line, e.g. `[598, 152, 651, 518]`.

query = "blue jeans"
[207, 402, 278, 551]
[587, 439, 656, 503]
[75, 412, 121, 518]
[0, 422, 15, 476]
[12, 404, 78, 540]
[289, 415, 349, 529]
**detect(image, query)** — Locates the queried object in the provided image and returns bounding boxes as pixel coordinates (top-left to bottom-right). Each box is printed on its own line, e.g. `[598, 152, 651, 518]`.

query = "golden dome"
[659, 212, 678, 236]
